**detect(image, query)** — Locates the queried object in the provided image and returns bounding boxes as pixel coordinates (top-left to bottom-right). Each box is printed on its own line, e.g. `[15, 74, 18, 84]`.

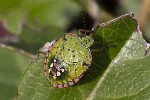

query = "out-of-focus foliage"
[0, 0, 81, 35]
[0, 45, 32, 100]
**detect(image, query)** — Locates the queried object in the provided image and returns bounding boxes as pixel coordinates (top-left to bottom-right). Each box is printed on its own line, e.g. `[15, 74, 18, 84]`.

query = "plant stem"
[0, 43, 37, 59]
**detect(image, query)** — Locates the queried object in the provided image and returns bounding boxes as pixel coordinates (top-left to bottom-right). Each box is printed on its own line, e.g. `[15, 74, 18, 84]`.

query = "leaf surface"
[17, 14, 150, 100]
[0, 45, 31, 100]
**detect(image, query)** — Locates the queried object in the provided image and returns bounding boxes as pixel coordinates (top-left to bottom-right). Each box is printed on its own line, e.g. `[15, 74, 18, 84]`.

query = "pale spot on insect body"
[53, 59, 56, 63]
[50, 63, 53, 68]
[61, 69, 65, 72]
[56, 71, 61, 76]
[48, 68, 51, 73]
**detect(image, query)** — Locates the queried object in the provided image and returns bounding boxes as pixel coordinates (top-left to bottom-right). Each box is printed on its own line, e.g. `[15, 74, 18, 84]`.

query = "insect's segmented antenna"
[82, 10, 86, 34]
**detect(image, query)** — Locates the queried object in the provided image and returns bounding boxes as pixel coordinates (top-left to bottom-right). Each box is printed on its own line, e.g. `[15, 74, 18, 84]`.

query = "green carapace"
[39, 33, 94, 88]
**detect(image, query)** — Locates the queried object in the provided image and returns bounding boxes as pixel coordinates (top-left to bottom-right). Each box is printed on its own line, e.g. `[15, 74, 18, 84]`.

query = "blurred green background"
[0, 0, 150, 99]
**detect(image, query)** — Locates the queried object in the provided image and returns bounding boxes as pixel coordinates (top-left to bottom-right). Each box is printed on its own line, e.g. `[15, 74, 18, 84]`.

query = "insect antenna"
[79, 10, 92, 37]
[82, 10, 87, 34]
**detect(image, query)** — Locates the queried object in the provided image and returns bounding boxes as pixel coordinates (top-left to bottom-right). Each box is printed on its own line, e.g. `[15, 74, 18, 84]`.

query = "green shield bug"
[39, 31, 94, 88]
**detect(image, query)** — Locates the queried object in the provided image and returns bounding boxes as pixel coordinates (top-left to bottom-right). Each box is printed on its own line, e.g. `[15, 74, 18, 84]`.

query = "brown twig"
[0, 43, 37, 59]
[139, 0, 150, 32]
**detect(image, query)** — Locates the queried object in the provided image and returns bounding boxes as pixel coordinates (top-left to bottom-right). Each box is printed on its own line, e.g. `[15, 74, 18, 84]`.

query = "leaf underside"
[17, 13, 150, 100]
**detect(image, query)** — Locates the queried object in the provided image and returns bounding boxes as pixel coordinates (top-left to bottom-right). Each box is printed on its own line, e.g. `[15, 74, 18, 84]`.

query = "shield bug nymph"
[39, 31, 94, 88]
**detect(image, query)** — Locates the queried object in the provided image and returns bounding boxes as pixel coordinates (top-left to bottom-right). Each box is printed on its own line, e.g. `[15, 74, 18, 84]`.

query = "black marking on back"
[63, 35, 67, 41]
[82, 61, 90, 67]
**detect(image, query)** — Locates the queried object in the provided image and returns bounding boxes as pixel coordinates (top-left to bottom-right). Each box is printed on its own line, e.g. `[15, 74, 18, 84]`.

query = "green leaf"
[17, 13, 150, 100]
[0, 44, 32, 100]
[8, 26, 64, 54]
[118, 0, 150, 42]
[27, 0, 80, 29]
[0, 0, 81, 34]
[5, 9, 24, 35]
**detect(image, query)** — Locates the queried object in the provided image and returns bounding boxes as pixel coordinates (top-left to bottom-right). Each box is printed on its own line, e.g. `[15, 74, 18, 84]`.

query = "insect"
[39, 31, 94, 88]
